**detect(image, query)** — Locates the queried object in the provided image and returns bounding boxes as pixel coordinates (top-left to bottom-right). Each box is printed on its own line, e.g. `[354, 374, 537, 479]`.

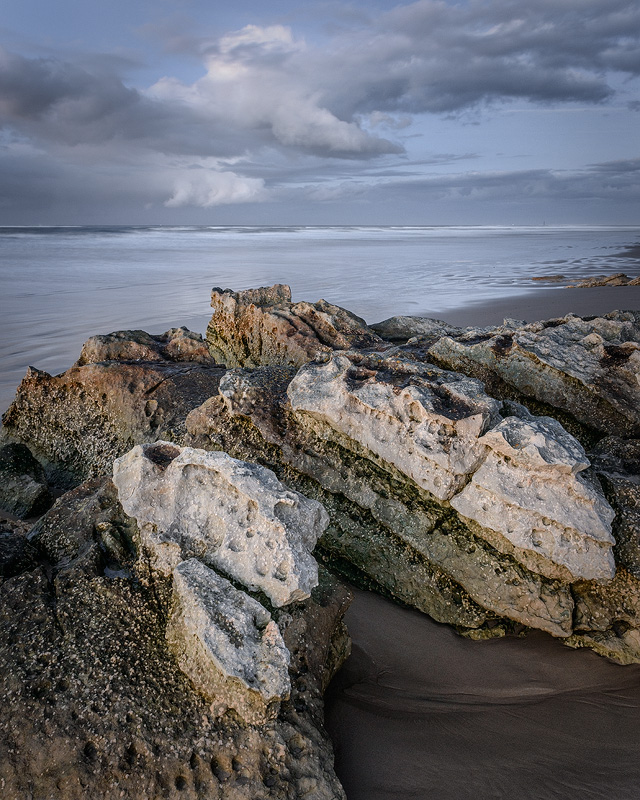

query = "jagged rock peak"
[112, 442, 328, 606]
[206, 283, 384, 368]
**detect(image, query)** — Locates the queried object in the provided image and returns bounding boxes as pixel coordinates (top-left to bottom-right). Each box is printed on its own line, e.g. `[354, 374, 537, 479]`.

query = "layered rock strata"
[113, 442, 328, 606]
[423, 311, 640, 437]
[206, 284, 383, 368]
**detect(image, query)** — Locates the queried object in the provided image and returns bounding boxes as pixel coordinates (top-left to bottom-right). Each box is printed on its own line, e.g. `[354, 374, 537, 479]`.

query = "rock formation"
[423, 311, 640, 437]
[2, 286, 640, 667]
[0, 474, 350, 799]
[207, 284, 383, 368]
[76, 327, 214, 366]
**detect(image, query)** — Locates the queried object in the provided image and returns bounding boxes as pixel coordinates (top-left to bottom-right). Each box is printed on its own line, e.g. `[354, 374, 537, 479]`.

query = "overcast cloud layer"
[1, 0, 639, 224]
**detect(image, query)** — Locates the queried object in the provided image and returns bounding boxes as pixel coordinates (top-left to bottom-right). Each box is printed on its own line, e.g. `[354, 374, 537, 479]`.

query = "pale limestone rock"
[427, 311, 640, 436]
[206, 284, 382, 368]
[288, 354, 501, 501]
[112, 442, 328, 606]
[166, 558, 290, 724]
[451, 413, 616, 582]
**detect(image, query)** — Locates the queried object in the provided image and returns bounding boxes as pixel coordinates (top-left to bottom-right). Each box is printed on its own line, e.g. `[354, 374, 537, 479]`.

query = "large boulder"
[113, 442, 328, 606]
[206, 284, 383, 368]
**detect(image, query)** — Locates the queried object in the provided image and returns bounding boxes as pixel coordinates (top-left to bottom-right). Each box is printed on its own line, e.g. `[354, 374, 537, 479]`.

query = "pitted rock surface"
[113, 442, 328, 606]
[426, 311, 640, 437]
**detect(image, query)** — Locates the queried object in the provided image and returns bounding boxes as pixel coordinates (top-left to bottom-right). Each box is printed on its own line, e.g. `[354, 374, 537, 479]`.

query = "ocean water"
[1, 224, 639, 413]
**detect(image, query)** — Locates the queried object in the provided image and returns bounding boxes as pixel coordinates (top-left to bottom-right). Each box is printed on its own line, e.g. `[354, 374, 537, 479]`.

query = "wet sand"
[424, 285, 640, 328]
[325, 288, 640, 800]
[325, 589, 640, 800]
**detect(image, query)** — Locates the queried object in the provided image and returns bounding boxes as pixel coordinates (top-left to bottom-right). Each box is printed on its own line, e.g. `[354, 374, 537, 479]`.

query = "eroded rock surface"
[0, 477, 350, 799]
[113, 442, 327, 606]
[168, 559, 291, 725]
[2, 359, 225, 488]
[0, 442, 53, 518]
[426, 311, 640, 437]
[206, 284, 382, 368]
[76, 327, 214, 366]
[3, 294, 640, 664]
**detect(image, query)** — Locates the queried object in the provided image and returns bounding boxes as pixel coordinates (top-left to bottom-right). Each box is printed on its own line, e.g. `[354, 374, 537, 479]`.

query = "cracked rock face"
[113, 442, 328, 606]
[206, 283, 383, 368]
[426, 311, 640, 437]
[167, 559, 291, 725]
[451, 410, 616, 582]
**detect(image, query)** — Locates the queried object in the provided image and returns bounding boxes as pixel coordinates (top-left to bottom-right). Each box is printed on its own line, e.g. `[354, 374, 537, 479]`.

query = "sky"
[0, 0, 639, 225]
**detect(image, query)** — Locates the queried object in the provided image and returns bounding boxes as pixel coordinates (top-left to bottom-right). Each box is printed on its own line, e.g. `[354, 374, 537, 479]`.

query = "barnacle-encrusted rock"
[113, 442, 328, 606]
[0, 442, 53, 519]
[206, 283, 383, 368]
[426, 311, 640, 437]
[167, 559, 291, 725]
[2, 360, 224, 488]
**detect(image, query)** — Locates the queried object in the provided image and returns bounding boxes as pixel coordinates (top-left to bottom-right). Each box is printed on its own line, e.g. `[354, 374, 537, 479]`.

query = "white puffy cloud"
[165, 169, 266, 207]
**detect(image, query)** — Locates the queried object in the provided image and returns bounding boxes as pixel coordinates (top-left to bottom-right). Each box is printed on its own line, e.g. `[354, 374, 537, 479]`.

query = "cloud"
[0, 0, 638, 215]
[165, 169, 266, 207]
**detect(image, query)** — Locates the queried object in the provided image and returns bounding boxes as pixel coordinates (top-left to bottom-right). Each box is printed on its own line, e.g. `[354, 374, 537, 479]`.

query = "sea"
[1, 224, 639, 414]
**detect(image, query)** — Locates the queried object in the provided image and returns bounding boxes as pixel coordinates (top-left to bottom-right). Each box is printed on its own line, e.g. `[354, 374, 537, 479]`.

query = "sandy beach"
[430, 285, 640, 328]
[325, 287, 640, 800]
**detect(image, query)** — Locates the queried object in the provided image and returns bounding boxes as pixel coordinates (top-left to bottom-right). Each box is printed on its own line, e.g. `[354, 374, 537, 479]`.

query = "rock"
[0, 517, 37, 581]
[0, 442, 53, 518]
[451, 409, 616, 582]
[426, 311, 640, 437]
[565, 568, 640, 664]
[113, 442, 328, 606]
[567, 273, 630, 288]
[590, 437, 640, 579]
[0, 476, 349, 799]
[2, 359, 225, 488]
[206, 284, 383, 368]
[193, 356, 583, 636]
[370, 316, 462, 343]
[531, 274, 566, 282]
[167, 559, 291, 725]
[288, 353, 501, 502]
[76, 327, 214, 366]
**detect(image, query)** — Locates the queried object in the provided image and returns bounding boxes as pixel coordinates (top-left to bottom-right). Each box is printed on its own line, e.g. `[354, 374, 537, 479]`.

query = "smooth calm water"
[1, 224, 639, 413]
